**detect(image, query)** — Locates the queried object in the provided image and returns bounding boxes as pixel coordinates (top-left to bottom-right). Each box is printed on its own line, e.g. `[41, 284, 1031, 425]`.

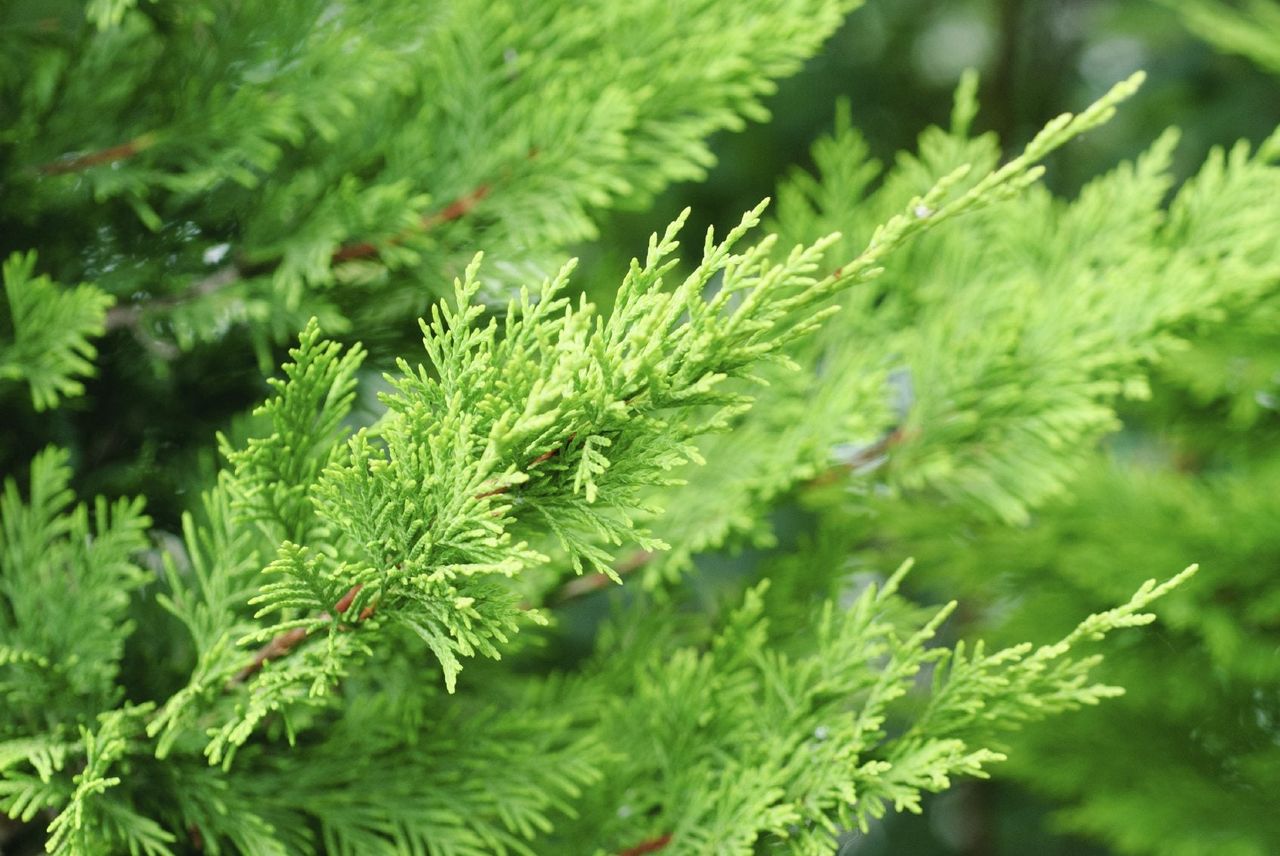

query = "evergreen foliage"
[1, 0, 860, 353]
[1, 2, 1275, 854]
[834, 9, 1280, 855]
[1, 252, 114, 411]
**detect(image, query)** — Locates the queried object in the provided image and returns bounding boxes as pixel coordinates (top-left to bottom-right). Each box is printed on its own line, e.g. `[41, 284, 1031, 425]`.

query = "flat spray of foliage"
[3, 2, 1275, 854]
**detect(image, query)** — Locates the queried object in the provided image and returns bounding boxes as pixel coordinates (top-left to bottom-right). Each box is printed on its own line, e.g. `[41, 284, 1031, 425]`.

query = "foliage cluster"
[2, 1, 1277, 854]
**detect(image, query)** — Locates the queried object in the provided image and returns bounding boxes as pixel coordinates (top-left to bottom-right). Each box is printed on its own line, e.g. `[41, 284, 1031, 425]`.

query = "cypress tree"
[1, 2, 1276, 854]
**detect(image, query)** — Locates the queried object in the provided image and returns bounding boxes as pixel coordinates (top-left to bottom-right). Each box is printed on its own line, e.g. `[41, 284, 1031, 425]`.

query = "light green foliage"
[0, 448, 150, 727]
[543, 564, 1196, 854]
[0, 252, 114, 411]
[0, 450, 151, 847]
[221, 321, 367, 546]
[864, 454, 1280, 856]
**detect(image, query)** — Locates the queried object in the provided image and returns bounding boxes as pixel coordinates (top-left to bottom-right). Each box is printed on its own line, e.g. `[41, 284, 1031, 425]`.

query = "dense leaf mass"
[3, 1, 1278, 854]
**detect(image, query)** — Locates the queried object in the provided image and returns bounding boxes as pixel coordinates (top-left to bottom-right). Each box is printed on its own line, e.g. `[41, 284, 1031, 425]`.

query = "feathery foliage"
[1, 1, 1274, 854]
[0, 252, 114, 411]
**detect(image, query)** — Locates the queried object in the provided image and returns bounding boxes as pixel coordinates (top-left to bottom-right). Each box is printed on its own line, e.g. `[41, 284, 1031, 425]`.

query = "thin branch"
[548, 427, 911, 606]
[477, 434, 571, 500]
[618, 834, 672, 855]
[551, 549, 654, 604]
[105, 264, 240, 332]
[37, 133, 158, 176]
[331, 184, 491, 262]
[228, 626, 311, 687]
[227, 582, 372, 687]
[105, 182, 492, 336]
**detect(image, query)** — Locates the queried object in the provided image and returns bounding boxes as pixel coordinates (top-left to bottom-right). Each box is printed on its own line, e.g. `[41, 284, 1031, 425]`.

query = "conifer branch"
[13, 4, 1263, 843]
[219, 70, 1152, 706]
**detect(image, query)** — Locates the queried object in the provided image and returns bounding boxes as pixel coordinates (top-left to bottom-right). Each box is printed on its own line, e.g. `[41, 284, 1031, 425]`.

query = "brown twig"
[228, 431, 567, 685]
[551, 549, 654, 605]
[334, 583, 363, 614]
[618, 834, 672, 855]
[37, 133, 158, 176]
[810, 426, 909, 487]
[331, 184, 491, 262]
[228, 583, 371, 687]
[104, 182, 491, 337]
[548, 428, 912, 606]
[476, 434, 573, 500]
[105, 263, 240, 332]
[229, 626, 311, 686]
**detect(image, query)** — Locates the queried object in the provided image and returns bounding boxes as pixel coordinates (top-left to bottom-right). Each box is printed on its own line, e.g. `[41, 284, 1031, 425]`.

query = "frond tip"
[0, 252, 114, 412]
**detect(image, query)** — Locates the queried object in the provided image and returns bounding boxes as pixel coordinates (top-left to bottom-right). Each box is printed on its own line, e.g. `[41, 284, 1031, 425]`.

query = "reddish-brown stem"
[37, 133, 157, 176]
[528, 443, 563, 466]
[618, 834, 672, 855]
[229, 584, 377, 687]
[329, 183, 490, 263]
[475, 434, 573, 500]
[551, 428, 912, 607]
[106, 182, 491, 338]
[334, 583, 362, 614]
[230, 626, 311, 686]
